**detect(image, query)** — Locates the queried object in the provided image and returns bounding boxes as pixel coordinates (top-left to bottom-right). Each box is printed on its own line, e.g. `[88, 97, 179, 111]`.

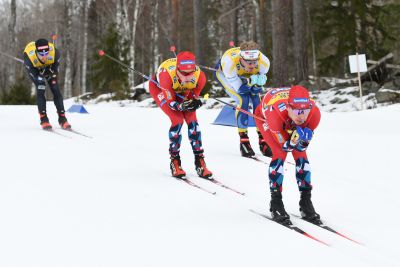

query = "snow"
[1, 101, 400, 267]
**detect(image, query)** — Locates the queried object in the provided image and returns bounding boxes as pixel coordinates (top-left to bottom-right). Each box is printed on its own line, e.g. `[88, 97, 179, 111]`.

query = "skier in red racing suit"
[254, 85, 322, 225]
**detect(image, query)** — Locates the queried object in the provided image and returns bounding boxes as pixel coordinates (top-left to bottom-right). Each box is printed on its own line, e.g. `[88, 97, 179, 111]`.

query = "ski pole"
[0, 51, 24, 63]
[203, 94, 266, 122]
[198, 64, 218, 72]
[98, 50, 169, 94]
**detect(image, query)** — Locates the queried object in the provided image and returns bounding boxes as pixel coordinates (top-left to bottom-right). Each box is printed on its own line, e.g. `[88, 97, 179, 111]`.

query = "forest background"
[0, 0, 399, 104]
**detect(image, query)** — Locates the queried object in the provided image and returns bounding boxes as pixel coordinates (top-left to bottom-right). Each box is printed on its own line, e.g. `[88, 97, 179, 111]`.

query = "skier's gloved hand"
[249, 74, 259, 86]
[169, 101, 183, 111]
[296, 126, 313, 142]
[49, 66, 58, 76]
[256, 74, 267, 86]
[181, 98, 203, 111]
[283, 127, 303, 152]
[295, 127, 313, 151]
[248, 74, 267, 87]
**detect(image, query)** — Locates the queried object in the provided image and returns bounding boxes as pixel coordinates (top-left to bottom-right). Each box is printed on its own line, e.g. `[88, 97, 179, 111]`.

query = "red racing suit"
[149, 58, 207, 157]
[254, 87, 321, 192]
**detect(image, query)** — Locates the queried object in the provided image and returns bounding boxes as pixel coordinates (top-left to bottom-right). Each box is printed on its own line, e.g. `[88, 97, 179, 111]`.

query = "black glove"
[181, 98, 203, 111]
[42, 66, 57, 78]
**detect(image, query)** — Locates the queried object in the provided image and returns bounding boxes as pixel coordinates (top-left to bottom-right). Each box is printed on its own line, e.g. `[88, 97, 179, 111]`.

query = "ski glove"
[249, 74, 267, 86]
[182, 98, 203, 111]
[170, 99, 203, 111]
[296, 127, 313, 151]
[282, 126, 313, 152]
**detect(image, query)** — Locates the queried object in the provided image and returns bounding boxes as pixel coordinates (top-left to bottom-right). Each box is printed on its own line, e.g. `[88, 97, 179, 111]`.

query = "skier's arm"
[258, 53, 271, 75]
[192, 71, 207, 98]
[220, 55, 244, 93]
[158, 70, 184, 111]
[50, 49, 61, 75]
[248, 54, 270, 93]
[306, 105, 321, 131]
[283, 106, 321, 152]
[23, 53, 45, 88]
[267, 108, 290, 145]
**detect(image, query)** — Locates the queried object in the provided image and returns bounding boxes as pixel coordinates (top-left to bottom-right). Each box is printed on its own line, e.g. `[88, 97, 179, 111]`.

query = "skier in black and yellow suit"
[23, 38, 71, 130]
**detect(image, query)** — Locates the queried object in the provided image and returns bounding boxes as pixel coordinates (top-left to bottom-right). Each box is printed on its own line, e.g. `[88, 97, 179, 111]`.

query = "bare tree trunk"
[193, 0, 202, 63]
[251, 0, 261, 43]
[129, 0, 142, 89]
[305, 0, 317, 79]
[8, 0, 17, 84]
[232, 0, 238, 45]
[171, 0, 179, 50]
[293, 0, 308, 82]
[152, 0, 160, 73]
[81, 0, 91, 94]
[63, 0, 73, 98]
[259, 0, 266, 53]
[271, 0, 290, 86]
[116, 0, 130, 59]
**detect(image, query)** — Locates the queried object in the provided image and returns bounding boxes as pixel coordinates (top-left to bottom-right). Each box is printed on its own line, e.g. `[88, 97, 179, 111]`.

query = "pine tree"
[1, 78, 34, 105]
[312, 0, 394, 76]
[91, 23, 129, 99]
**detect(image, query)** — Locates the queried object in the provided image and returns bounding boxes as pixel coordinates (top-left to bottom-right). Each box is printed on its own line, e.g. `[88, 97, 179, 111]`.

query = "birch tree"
[128, 0, 142, 89]
[151, 0, 160, 73]
[8, 0, 17, 84]
[63, 0, 73, 98]
[81, 0, 91, 94]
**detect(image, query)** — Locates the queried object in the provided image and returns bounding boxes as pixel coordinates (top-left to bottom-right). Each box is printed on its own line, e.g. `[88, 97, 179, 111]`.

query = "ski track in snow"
[0, 102, 400, 267]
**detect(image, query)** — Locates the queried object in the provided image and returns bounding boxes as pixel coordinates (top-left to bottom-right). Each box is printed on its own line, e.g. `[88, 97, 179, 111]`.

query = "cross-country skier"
[149, 51, 212, 179]
[254, 85, 322, 225]
[215, 41, 272, 158]
[23, 38, 71, 130]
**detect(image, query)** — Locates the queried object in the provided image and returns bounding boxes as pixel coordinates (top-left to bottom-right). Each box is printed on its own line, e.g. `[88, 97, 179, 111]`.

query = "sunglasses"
[243, 59, 258, 66]
[291, 107, 311, 115]
[178, 69, 195, 76]
[38, 51, 49, 57]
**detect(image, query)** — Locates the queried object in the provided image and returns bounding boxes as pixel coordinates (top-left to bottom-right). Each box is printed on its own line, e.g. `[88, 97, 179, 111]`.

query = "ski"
[249, 209, 330, 246]
[290, 213, 362, 245]
[62, 128, 93, 138]
[44, 128, 72, 138]
[208, 178, 245, 196]
[248, 156, 295, 166]
[249, 156, 269, 165]
[175, 177, 217, 196]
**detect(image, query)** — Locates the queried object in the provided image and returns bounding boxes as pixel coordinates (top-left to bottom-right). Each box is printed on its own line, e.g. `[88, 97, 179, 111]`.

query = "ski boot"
[58, 112, 71, 129]
[194, 154, 213, 179]
[170, 155, 186, 179]
[299, 190, 322, 225]
[39, 112, 52, 130]
[239, 132, 255, 157]
[258, 131, 272, 157]
[270, 190, 291, 225]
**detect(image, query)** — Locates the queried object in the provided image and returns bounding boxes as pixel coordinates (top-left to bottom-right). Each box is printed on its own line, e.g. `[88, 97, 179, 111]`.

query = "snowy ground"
[1, 101, 400, 267]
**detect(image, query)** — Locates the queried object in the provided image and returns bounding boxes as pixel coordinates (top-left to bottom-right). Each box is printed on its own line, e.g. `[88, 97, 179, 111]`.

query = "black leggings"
[31, 76, 65, 114]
